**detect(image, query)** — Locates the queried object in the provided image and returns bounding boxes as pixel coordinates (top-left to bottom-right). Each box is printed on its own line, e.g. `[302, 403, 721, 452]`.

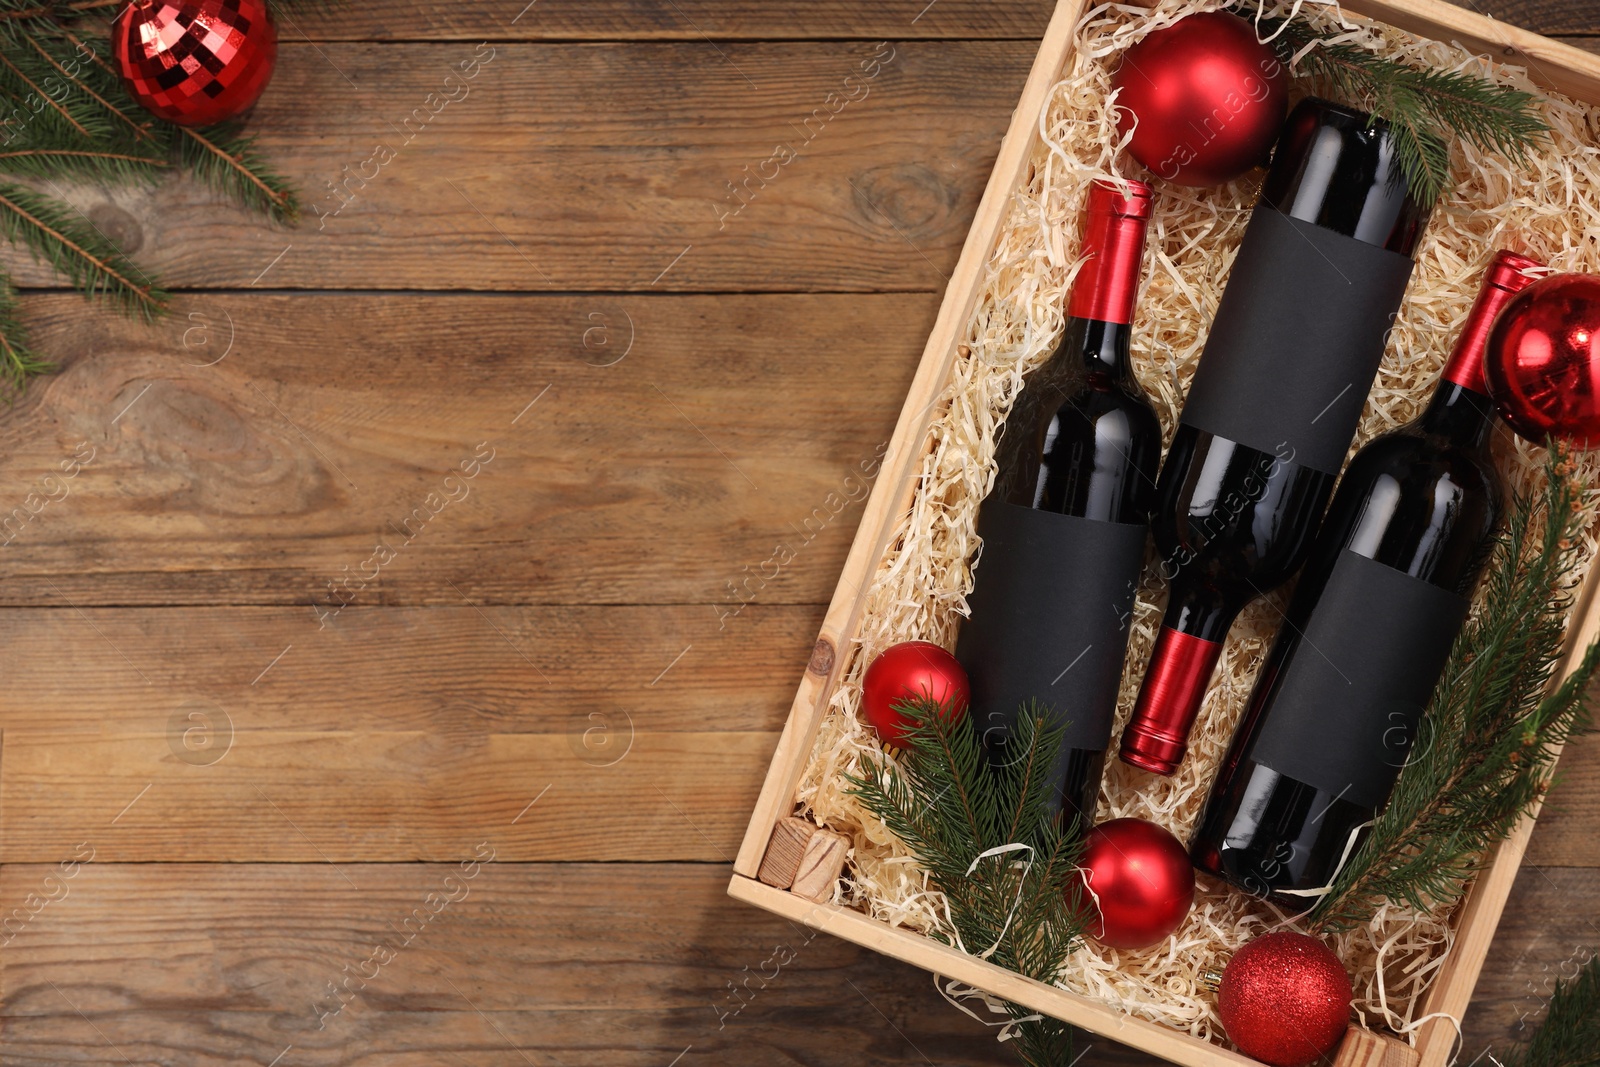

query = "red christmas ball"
[115, 0, 279, 127]
[1486, 273, 1600, 448]
[1076, 818, 1194, 950]
[1111, 11, 1289, 187]
[860, 641, 969, 748]
[1218, 932, 1352, 1066]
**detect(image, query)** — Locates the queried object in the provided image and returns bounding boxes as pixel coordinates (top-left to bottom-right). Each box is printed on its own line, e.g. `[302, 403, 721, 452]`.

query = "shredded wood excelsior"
[792, 0, 1600, 1048]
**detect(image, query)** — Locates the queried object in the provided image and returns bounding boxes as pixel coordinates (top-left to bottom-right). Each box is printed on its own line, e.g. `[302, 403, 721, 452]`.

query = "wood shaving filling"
[792, 0, 1600, 1047]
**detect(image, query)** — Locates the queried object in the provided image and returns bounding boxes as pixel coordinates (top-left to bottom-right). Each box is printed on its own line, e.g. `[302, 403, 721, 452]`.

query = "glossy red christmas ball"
[115, 0, 279, 127]
[1111, 11, 1289, 187]
[1218, 932, 1352, 1066]
[1076, 817, 1194, 950]
[1486, 273, 1600, 448]
[860, 641, 969, 748]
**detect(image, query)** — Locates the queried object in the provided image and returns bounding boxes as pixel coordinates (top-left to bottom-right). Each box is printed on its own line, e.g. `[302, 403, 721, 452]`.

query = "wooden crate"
[728, 1, 1600, 1064]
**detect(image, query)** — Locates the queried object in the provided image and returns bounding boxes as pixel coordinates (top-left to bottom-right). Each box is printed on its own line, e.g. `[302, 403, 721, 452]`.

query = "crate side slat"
[732, 0, 1092, 878]
[1342, 0, 1600, 104]
[728, 873, 1255, 1067]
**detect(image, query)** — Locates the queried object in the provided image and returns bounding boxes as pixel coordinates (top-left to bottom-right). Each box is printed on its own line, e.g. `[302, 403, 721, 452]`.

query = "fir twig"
[1240, 5, 1550, 205]
[846, 696, 1087, 1067]
[0, 179, 167, 318]
[0, 268, 49, 396]
[174, 121, 299, 224]
[1310, 449, 1600, 933]
[1496, 951, 1600, 1067]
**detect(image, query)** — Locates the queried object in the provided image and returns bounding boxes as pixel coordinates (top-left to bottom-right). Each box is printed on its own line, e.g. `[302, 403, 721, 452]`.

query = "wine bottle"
[1190, 250, 1540, 901]
[955, 179, 1162, 827]
[1118, 98, 1432, 776]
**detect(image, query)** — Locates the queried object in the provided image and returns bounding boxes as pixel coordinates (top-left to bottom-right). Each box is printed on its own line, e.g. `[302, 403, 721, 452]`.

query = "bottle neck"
[1055, 316, 1136, 386]
[1424, 267, 1525, 451]
[1418, 381, 1497, 451]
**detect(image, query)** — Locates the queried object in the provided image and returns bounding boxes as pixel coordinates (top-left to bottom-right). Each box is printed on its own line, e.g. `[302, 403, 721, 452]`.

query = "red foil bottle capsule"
[1069, 180, 1155, 326]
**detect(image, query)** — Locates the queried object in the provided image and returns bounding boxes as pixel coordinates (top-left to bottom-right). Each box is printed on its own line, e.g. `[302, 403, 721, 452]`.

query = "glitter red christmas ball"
[114, 0, 279, 127]
[1075, 818, 1194, 950]
[1486, 273, 1600, 448]
[1110, 11, 1289, 187]
[860, 641, 969, 748]
[1218, 932, 1352, 1066]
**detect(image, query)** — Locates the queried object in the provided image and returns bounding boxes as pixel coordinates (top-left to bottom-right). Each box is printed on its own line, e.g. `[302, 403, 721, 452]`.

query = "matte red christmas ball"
[860, 641, 969, 748]
[1486, 273, 1600, 448]
[1218, 932, 1352, 1066]
[1076, 817, 1194, 950]
[115, 0, 279, 127]
[1111, 11, 1289, 187]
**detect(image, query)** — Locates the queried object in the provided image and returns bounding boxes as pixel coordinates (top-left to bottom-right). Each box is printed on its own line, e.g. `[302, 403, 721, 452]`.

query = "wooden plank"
[280, 1, 1052, 40]
[0, 730, 778, 863]
[0, 292, 915, 606]
[1458, 865, 1600, 1051]
[6, 41, 1032, 293]
[0, 862, 1024, 1067]
[265, 0, 1600, 44]
[0, 605, 815, 734]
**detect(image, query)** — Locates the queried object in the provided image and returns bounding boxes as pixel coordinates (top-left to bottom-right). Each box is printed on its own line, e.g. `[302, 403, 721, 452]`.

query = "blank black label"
[1251, 550, 1470, 809]
[955, 501, 1146, 754]
[1180, 209, 1417, 475]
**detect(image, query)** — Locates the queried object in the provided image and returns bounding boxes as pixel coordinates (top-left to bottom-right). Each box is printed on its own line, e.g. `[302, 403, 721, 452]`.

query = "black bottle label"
[955, 500, 1147, 759]
[1180, 209, 1417, 475]
[1250, 549, 1470, 809]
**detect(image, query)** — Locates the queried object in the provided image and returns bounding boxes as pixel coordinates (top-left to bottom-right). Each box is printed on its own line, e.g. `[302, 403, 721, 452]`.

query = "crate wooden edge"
[727, 873, 1260, 1067]
[1342, 0, 1600, 102]
[732, 0, 1600, 1062]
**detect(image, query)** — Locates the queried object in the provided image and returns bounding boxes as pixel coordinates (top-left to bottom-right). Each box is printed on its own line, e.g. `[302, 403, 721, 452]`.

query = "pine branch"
[1310, 450, 1599, 933]
[1496, 952, 1600, 1067]
[0, 179, 167, 318]
[846, 696, 1087, 1067]
[0, 147, 167, 182]
[0, 45, 92, 138]
[0, 267, 50, 396]
[24, 28, 158, 144]
[1240, 5, 1550, 205]
[173, 121, 299, 224]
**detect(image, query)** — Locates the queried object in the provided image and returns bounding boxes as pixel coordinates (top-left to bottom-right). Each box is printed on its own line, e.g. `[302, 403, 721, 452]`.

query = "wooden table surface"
[0, 2, 1594, 1064]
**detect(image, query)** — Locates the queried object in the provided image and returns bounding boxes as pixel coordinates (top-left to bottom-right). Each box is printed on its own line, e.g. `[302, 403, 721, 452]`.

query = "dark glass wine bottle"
[955, 179, 1162, 827]
[1190, 249, 1541, 901]
[1118, 98, 1433, 776]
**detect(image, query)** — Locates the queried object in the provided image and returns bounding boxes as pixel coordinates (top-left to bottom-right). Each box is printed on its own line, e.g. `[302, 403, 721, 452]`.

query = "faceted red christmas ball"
[1075, 818, 1194, 950]
[860, 641, 969, 748]
[1111, 11, 1289, 187]
[1486, 273, 1600, 448]
[1218, 932, 1352, 1066]
[114, 0, 279, 127]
